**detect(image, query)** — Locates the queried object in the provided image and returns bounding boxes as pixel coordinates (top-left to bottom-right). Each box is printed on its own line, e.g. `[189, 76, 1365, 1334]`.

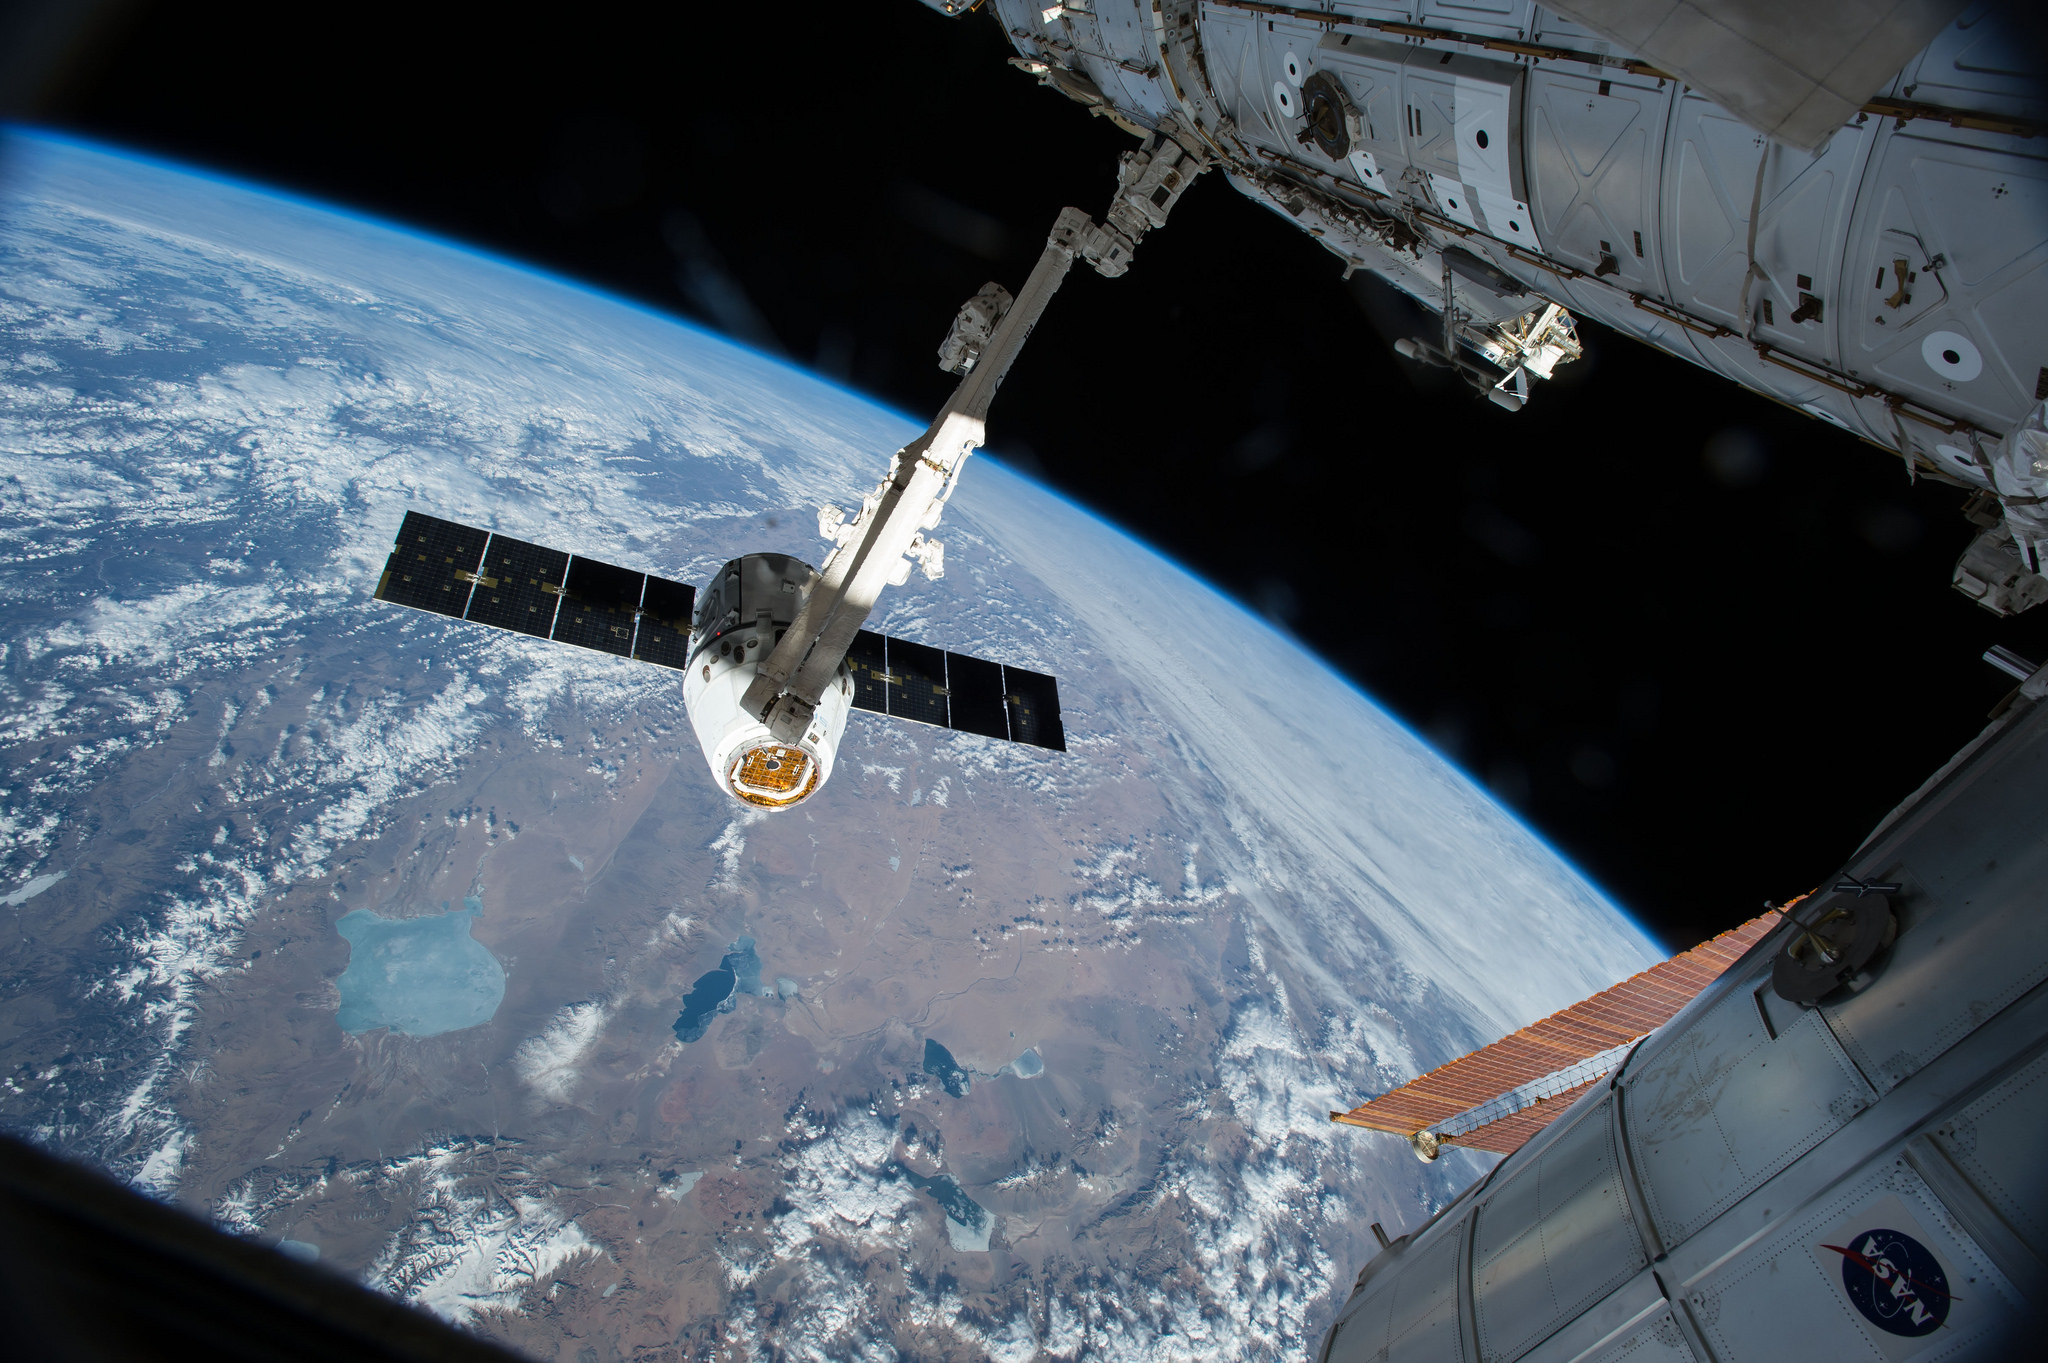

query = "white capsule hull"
[681, 552, 852, 809]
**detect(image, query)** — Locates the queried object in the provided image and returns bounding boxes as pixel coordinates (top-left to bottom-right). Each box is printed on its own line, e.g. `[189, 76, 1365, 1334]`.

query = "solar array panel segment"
[885, 639, 950, 729]
[553, 557, 644, 657]
[1532, 1009, 1636, 1049]
[464, 535, 569, 637]
[631, 574, 697, 669]
[375, 511, 488, 616]
[845, 631, 890, 714]
[1451, 1079, 1605, 1154]
[844, 635, 1065, 756]
[1001, 665, 1066, 752]
[943, 653, 1009, 740]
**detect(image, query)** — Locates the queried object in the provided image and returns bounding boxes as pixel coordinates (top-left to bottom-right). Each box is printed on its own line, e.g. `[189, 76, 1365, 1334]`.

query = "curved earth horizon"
[0, 130, 1660, 1361]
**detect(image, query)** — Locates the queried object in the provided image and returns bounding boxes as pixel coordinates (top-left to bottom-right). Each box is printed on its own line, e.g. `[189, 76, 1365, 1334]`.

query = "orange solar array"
[1330, 910, 1781, 1143]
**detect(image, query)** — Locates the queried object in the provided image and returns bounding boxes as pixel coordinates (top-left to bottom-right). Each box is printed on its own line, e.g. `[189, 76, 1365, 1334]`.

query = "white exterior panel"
[1471, 1094, 1648, 1363]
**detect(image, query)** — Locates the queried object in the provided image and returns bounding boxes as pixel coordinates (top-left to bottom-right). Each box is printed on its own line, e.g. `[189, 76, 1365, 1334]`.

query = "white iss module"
[927, 0, 2048, 614]
[1316, 654, 2048, 1362]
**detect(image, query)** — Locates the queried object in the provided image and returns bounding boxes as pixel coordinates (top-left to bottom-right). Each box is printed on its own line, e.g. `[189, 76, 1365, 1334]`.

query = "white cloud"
[44, 581, 296, 675]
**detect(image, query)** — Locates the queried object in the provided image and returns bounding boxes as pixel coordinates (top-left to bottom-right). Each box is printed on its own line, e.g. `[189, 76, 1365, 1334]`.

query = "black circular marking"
[1834, 1229, 1950, 1336]
[1476, 129, 1490, 149]
[1942, 348, 1961, 365]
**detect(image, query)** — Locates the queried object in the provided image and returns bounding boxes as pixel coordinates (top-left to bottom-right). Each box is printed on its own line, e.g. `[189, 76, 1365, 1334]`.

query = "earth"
[0, 131, 1662, 1362]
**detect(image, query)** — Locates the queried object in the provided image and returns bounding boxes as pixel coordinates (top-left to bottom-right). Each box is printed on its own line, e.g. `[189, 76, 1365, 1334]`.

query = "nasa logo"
[1823, 1228, 1953, 1337]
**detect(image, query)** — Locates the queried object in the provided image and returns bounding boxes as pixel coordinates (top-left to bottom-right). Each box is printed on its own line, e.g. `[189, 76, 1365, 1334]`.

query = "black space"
[20, 3, 2048, 952]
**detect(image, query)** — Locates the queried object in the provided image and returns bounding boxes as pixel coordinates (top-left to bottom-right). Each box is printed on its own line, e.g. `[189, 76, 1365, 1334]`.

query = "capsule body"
[682, 553, 853, 808]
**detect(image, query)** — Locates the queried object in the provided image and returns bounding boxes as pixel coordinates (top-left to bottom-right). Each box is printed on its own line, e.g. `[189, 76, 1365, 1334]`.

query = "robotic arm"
[743, 130, 1203, 743]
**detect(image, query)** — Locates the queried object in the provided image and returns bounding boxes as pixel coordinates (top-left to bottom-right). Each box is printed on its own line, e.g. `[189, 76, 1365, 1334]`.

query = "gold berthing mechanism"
[727, 745, 819, 807]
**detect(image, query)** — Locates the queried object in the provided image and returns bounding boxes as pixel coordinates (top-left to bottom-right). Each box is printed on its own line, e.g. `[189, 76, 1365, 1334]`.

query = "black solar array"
[373, 511, 694, 665]
[844, 630, 1066, 752]
[374, 512, 1064, 753]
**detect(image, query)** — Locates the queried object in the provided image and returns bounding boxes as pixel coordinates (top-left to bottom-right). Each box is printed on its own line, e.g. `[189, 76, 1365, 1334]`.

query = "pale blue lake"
[335, 902, 506, 1037]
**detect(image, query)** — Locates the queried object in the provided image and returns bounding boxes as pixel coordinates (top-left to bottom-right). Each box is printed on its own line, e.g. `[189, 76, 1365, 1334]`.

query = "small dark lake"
[922, 1038, 971, 1098]
[892, 1161, 991, 1249]
[673, 935, 765, 1043]
[672, 967, 735, 1043]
